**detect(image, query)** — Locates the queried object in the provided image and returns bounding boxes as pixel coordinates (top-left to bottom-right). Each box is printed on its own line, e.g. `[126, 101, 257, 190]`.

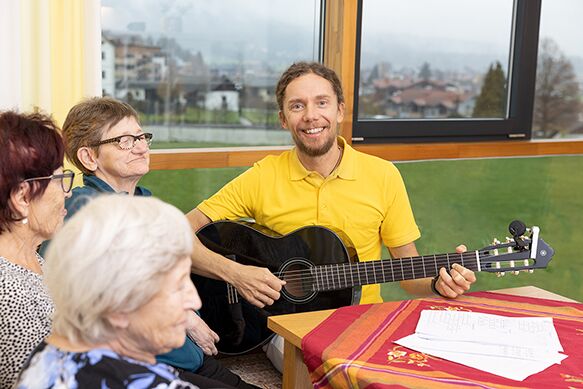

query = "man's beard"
[291, 131, 337, 157]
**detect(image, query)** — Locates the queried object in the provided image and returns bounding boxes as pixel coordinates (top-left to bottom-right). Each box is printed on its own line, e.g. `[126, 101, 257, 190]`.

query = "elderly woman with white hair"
[15, 195, 223, 387]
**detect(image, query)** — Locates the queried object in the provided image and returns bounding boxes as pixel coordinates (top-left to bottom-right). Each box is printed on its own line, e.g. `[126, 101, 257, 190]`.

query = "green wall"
[140, 155, 583, 302]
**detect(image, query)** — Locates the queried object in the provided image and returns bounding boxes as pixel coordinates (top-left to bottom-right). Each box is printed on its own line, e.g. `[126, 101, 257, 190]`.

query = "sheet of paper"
[397, 335, 565, 362]
[415, 310, 563, 352]
[394, 310, 567, 381]
[396, 334, 567, 381]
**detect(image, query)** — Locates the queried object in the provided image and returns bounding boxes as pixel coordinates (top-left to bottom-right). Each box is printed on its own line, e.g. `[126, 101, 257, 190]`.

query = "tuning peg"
[492, 238, 500, 258]
[494, 261, 505, 277]
[503, 240, 520, 275]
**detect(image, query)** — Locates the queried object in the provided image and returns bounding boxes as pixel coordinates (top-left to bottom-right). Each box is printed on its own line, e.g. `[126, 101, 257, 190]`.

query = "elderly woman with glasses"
[61, 97, 153, 212]
[53, 97, 257, 388]
[0, 111, 74, 387]
[16, 196, 203, 387]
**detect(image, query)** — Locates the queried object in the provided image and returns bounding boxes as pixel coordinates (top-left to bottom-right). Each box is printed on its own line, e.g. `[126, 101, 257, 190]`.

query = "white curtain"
[0, 0, 102, 127]
[0, 0, 23, 111]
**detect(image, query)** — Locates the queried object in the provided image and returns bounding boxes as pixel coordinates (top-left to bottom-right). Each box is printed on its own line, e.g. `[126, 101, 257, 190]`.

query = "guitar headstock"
[479, 224, 554, 276]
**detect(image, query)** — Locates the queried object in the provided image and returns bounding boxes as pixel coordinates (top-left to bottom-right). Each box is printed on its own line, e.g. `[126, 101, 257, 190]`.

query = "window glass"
[358, 0, 514, 121]
[100, 0, 321, 148]
[533, 0, 583, 139]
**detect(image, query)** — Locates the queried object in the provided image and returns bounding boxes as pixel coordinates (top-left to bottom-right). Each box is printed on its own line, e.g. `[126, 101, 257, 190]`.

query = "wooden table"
[267, 286, 578, 389]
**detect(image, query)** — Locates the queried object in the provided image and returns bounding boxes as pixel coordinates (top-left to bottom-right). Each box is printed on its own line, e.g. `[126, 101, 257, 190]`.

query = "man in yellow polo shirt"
[187, 61, 476, 306]
[195, 135, 423, 303]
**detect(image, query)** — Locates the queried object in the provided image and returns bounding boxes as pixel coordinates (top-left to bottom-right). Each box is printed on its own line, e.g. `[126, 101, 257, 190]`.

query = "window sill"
[149, 139, 583, 170]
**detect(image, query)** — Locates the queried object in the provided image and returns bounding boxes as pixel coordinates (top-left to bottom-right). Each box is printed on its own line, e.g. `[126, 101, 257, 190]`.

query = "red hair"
[0, 110, 64, 233]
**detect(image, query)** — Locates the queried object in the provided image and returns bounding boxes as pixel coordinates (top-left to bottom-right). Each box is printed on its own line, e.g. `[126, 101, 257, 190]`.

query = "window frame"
[351, 0, 542, 143]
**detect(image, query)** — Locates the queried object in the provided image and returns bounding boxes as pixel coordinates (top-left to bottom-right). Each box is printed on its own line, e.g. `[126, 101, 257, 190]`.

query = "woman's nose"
[186, 281, 202, 311]
[132, 138, 149, 154]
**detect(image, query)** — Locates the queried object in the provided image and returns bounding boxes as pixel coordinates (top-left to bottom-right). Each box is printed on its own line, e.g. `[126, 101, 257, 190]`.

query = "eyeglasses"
[23, 169, 75, 193]
[89, 133, 153, 150]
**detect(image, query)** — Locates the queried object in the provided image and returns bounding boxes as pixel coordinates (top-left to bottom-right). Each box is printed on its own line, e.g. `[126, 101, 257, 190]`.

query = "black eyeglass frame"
[23, 169, 76, 193]
[89, 133, 153, 150]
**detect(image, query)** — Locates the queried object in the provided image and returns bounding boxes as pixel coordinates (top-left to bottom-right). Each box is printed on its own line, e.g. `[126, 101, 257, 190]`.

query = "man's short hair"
[275, 62, 344, 112]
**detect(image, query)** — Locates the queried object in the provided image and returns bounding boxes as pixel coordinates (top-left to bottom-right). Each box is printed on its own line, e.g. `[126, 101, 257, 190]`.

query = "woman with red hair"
[0, 111, 74, 388]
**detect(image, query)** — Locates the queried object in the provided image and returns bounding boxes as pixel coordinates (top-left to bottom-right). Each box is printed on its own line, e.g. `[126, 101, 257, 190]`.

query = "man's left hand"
[434, 245, 477, 298]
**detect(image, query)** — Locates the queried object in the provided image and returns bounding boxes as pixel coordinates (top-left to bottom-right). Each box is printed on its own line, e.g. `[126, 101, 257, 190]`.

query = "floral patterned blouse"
[15, 341, 200, 388]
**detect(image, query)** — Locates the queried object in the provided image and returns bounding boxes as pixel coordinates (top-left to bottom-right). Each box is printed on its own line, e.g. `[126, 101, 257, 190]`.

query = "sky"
[362, 0, 583, 57]
[539, 0, 583, 57]
[101, 0, 320, 49]
[101, 0, 321, 68]
[101, 0, 583, 67]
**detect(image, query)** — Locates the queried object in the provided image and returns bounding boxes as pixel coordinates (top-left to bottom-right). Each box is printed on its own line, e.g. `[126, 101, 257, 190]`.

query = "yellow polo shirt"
[198, 137, 421, 303]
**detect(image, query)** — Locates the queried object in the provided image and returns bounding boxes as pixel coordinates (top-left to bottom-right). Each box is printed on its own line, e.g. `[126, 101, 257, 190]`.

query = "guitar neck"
[312, 251, 483, 292]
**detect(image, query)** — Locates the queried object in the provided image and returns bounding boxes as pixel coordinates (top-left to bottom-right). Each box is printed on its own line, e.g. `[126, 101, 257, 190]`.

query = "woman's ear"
[77, 147, 98, 173]
[9, 183, 31, 219]
[106, 312, 130, 329]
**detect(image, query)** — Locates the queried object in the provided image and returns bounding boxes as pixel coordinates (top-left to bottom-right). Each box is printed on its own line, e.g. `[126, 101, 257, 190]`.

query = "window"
[532, 0, 583, 140]
[100, 0, 322, 149]
[352, 0, 541, 142]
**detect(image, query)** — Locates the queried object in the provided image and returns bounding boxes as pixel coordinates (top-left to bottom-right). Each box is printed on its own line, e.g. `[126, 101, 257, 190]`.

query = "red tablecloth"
[302, 291, 583, 388]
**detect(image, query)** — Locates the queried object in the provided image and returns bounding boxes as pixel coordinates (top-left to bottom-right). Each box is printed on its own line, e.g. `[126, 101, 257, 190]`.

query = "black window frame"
[351, 0, 542, 143]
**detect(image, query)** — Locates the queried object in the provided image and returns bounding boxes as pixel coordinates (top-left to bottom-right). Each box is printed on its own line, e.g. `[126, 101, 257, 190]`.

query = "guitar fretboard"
[311, 251, 483, 292]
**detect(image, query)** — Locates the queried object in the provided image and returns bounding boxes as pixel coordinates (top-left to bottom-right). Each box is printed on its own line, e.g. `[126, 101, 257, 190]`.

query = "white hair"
[44, 195, 193, 344]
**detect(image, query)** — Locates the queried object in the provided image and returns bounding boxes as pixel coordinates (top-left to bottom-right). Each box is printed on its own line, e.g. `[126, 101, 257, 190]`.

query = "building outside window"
[352, 0, 583, 143]
[101, 0, 583, 145]
[100, 0, 322, 148]
[358, 0, 513, 122]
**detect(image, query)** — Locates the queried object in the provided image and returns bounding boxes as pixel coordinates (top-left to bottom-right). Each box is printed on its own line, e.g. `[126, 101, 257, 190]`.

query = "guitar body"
[192, 220, 359, 355]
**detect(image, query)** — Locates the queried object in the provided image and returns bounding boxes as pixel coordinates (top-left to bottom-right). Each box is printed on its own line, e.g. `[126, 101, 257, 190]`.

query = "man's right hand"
[187, 208, 285, 308]
[227, 263, 285, 308]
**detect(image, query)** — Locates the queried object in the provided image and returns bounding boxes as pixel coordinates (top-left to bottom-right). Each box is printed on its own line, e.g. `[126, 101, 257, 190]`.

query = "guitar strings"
[272, 250, 488, 279]
[275, 260, 478, 283]
[269, 251, 493, 291]
[225, 248, 519, 296]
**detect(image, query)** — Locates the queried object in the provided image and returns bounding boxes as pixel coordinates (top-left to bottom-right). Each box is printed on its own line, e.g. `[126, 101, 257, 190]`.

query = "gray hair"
[45, 195, 193, 344]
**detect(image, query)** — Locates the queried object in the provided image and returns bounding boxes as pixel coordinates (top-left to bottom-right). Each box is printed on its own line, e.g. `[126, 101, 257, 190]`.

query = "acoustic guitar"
[192, 220, 554, 355]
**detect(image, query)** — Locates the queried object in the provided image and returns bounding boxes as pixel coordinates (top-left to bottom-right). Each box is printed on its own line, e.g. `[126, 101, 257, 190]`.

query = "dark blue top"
[64, 174, 152, 219]
[54, 175, 204, 373]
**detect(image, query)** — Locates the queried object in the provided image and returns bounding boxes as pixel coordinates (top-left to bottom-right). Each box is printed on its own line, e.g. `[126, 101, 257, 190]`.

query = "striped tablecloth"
[302, 291, 583, 388]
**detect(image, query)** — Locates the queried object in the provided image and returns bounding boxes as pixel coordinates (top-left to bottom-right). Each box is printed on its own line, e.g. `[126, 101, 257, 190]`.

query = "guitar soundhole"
[280, 258, 316, 304]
